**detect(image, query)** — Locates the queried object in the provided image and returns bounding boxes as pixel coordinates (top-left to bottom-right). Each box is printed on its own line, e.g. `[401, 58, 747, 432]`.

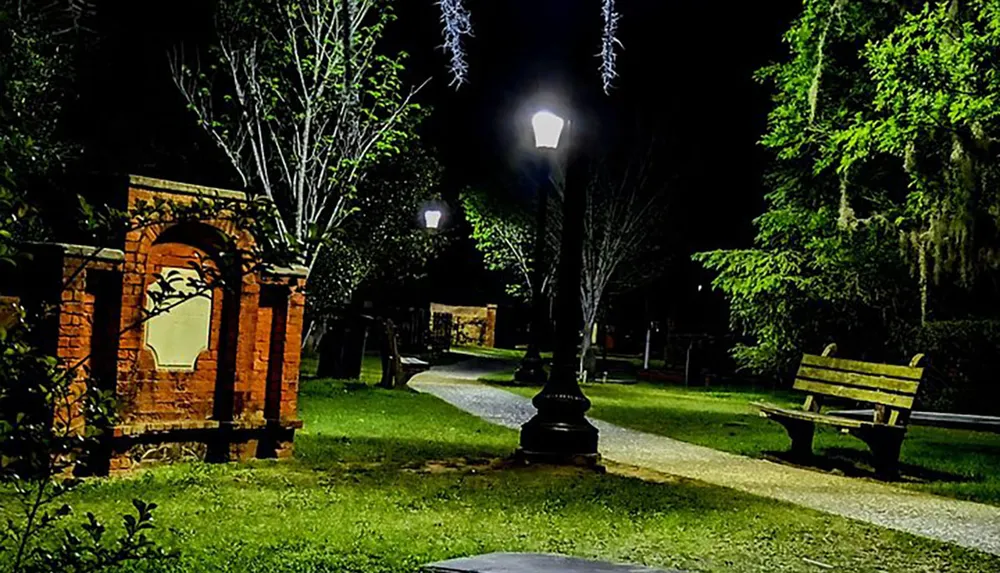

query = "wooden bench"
[379, 318, 431, 389]
[752, 344, 925, 477]
[398, 356, 430, 384]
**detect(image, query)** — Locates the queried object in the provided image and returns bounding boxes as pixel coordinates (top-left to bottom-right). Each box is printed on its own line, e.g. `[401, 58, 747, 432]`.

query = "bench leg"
[859, 432, 904, 479]
[776, 419, 815, 459]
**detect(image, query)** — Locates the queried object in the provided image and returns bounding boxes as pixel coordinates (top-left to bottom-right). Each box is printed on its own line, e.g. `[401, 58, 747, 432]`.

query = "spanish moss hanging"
[437, 0, 473, 87]
[599, 0, 621, 94]
[437, 0, 623, 92]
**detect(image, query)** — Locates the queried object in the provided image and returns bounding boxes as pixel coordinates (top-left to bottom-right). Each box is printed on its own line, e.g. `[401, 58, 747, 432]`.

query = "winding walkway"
[411, 360, 1000, 556]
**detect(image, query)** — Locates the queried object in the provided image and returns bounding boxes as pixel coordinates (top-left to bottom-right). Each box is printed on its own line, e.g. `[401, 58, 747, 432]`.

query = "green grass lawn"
[499, 382, 1000, 505]
[451, 345, 551, 361]
[8, 379, 998, 572]
[300, 353, 384, 384]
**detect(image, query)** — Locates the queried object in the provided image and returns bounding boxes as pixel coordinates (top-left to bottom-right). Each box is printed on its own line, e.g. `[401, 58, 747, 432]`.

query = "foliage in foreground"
[0, 4, 174, 570]
[698, 0, 1000, 378]
[0, 194, 172, 572]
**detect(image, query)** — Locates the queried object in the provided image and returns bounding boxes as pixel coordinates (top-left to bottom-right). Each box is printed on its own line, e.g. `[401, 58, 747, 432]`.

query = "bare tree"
[570, 152, 668, 377]
[169, 0, 426, 276]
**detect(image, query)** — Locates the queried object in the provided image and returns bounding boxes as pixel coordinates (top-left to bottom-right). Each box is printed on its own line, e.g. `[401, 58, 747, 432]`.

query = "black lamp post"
[513, 111, 561, 385]
[518, 110, 599, 465]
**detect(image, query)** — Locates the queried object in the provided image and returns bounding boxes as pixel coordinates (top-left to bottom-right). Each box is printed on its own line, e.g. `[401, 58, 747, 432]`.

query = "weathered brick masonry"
[12, 175, 306, 472]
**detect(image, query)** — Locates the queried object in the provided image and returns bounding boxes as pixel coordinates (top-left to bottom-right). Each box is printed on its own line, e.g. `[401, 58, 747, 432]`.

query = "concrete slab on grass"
[425, 552, 686, 573]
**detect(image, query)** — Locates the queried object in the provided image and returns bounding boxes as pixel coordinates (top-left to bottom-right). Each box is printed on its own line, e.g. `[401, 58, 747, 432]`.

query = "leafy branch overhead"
[461, 184, 555, 302]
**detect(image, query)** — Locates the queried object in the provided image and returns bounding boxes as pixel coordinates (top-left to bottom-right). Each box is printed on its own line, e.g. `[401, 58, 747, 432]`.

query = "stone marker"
[424, 553, 688, 573]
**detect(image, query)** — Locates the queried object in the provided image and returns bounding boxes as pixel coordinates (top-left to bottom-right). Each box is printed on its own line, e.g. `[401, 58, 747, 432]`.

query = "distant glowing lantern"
[531, 110, 565, 149]
[423, 208, 443, 230]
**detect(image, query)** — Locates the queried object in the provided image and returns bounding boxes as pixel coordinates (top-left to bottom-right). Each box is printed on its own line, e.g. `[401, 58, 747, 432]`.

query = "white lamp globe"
[423, 208, 443, 230]
[531, 110, 565, 149]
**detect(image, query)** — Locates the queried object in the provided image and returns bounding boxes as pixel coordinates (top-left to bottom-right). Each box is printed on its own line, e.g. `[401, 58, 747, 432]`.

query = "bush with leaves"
[0, 191, 177, 572]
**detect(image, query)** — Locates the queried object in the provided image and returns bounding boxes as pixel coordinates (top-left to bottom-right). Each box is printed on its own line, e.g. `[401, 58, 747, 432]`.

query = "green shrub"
[908, 321, 1000, 414]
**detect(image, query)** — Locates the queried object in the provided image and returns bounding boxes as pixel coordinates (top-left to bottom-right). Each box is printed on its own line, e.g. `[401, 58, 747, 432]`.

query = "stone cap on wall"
[264, 264, 310, 278]
[24, 241, 125, 262]
[129, 174, 248, 202]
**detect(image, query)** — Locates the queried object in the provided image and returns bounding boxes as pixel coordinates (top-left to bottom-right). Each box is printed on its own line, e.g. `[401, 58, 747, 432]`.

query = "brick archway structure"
[11, 176, 307, 472]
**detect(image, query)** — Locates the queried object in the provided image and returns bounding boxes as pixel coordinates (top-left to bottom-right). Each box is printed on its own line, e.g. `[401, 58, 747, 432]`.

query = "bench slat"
[793, 379, 915, 409]
[801, 354, 922, 381]
[753, 402, 868, 429]
[796, 366, 920, 395]
[754, 403, 909, 433]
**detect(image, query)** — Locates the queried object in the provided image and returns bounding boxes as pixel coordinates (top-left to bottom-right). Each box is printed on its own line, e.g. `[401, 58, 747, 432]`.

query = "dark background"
[71, 0, 800, 335]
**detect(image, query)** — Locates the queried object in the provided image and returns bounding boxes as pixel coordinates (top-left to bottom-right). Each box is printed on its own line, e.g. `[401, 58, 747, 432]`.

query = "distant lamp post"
[518, 108, 600, 466]
[514, 110, 564, 386]
[423, 208, 443, 230]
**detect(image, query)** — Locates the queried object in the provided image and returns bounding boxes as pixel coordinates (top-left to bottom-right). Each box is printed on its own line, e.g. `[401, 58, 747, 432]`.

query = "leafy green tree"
[461, 185, 555, 303]
[308, 144, 448, 316]
[0, 0, 89, 206]
[170, 0, 425, 277]
[697, 0, 1000, 376]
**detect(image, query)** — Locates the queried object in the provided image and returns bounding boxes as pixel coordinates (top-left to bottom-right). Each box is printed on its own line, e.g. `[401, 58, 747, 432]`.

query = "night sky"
[74, 0, 800, 324]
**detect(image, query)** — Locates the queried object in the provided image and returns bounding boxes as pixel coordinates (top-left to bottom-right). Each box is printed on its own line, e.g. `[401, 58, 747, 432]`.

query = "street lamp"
[514, 110, 564, 386]
[423, 208, 443, 230]
[421, 201, 447, 231]
[518, 109, 600, 466]
[531, 111, 565, 149]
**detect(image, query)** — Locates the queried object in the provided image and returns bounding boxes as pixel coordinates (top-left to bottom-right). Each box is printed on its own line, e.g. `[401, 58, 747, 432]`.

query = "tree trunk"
[379, 318, 402, 389]
[578, 322, 598, 380]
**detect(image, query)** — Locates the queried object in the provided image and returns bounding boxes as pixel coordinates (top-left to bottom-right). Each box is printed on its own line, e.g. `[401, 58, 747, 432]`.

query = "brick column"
[231, 275, 261, 422]
[281, 283, 306, 423]
[50, 246, 124, 436]
[485, 304, 498, 348]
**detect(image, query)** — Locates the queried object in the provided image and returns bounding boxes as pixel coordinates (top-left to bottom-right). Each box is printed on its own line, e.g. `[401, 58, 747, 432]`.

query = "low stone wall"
[429, 303, 497, 348]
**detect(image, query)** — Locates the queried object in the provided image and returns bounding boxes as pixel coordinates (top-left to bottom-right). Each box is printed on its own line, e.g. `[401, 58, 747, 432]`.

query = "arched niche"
[142, 222, 238, 372]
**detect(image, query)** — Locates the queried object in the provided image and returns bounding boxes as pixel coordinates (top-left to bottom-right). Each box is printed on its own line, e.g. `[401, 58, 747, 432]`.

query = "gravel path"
[410, 364, 1000, 556]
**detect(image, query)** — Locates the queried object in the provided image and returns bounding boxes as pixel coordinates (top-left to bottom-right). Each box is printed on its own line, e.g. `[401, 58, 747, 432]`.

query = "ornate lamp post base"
[513, 351, 548, 385]
[517, 390, 600, 467]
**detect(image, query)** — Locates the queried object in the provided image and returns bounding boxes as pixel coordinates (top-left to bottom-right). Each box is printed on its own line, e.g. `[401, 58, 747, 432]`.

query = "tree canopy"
[171, 0, 424, 275]
[697, 0, 1000, 376]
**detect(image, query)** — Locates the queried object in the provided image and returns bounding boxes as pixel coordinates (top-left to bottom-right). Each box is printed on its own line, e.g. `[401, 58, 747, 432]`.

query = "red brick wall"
[55, 254, 122, 434]
[36, 179, 307, 469]
[56, 259, 96, 434]
[282, 288, 305, 421]
[118, 240, 228, 424]
[113, 184, 304, 433]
